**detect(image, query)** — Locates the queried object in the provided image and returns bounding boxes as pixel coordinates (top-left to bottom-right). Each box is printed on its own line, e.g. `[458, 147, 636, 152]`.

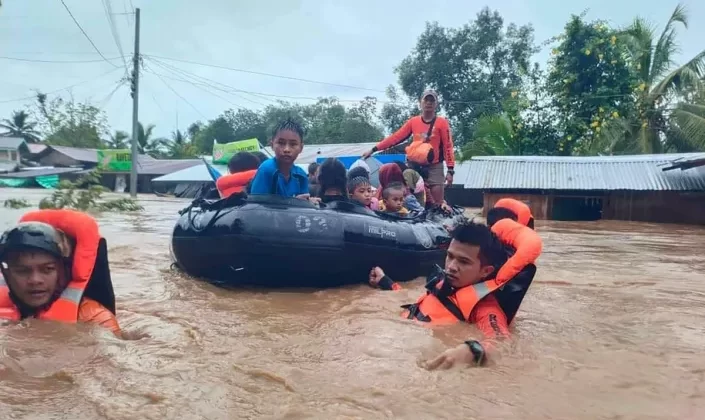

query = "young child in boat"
[249, 118, 310, 199]
[379, 183, 409, 215]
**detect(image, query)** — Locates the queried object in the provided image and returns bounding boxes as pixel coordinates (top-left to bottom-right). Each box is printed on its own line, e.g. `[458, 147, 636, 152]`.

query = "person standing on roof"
[362, 89, 455, 204]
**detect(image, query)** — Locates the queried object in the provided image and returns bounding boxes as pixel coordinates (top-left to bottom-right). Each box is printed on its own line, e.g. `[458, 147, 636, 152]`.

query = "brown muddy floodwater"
[1, 188, 704, 420]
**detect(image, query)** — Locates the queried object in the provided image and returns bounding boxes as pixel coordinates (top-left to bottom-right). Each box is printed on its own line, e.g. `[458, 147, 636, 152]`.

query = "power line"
[146, 57, 268, 106]
[101, 0, 129, 72]
[59, 0, 119, 69]
[142, 54, 386, 93]
[148, 66, 208, 119]
[0, 67, 122, 104]
[0, 55, 124, 64]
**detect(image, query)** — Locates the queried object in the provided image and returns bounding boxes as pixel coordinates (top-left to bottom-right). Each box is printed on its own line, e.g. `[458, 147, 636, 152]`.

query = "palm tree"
[460, 114, 526, 159]
[164, 129, 197, 159]
[105, 130, 130, 149]
[0, 110, 41, 142]
[136, 122, 167, 157]
[617, 4, 705, 152]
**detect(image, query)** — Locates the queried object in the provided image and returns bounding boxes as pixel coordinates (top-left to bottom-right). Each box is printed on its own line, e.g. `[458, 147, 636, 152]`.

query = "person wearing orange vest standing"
[362, 89, 455, 205]
[369, 221, 510, 368]
[0, 209, 120, 336]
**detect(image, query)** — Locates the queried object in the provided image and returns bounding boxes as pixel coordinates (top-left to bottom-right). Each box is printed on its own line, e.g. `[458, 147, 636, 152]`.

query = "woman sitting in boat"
[215, 151, 261, 198]
[0, 209, 121, 337]
[377, 163, 423, 212]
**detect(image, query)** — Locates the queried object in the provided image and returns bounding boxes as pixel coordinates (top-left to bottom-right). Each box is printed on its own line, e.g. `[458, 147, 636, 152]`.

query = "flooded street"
[1, 188, 704, 419]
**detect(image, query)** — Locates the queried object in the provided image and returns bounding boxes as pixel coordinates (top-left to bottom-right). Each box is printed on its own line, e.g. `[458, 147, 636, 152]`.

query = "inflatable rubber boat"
[171, 194, 467, 288]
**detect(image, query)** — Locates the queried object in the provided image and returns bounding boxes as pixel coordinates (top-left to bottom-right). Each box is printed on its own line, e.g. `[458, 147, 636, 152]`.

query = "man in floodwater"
[369, 221, 510, 368]
[0, 209, 121, 336]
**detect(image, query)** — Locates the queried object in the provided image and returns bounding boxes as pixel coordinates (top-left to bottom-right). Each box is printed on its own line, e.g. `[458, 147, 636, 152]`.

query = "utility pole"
[129, 8, 141, 197]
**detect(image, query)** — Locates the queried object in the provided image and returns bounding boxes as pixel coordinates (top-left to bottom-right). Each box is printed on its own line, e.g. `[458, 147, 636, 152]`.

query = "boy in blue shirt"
[249, 118, 311, 198]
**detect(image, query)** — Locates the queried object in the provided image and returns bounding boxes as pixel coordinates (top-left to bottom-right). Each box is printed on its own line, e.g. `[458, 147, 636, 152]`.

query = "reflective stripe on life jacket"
[401, 279, 492, 325]
[215, 169, 257, 198]
[0, 209, 101, 323]
[494, 198, 533, 227]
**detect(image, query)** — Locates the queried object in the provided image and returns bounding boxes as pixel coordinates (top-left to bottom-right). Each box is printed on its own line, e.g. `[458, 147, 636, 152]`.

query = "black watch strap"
[447, 168, 455, 175]
[464, 340, 486, 366]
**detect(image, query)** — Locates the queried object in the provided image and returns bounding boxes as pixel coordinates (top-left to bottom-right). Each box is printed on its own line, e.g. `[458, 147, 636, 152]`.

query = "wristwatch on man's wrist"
[464, 340, 486, 366]
[447, 168, 455, 176]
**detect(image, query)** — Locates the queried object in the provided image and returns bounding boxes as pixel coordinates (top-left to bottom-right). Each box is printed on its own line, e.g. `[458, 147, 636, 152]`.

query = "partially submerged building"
[461, 154, 705, 225]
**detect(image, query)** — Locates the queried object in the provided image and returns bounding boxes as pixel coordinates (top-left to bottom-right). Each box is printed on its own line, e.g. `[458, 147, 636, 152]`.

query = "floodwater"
[1, 188, 704, 420]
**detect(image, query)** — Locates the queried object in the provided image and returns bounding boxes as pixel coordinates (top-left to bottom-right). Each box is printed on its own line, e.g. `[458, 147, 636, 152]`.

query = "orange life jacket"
[402, 219, 543, 325]
[494, 198, 534, 227]
[0, 209, 100, 323]
[215, 169, 257, 198]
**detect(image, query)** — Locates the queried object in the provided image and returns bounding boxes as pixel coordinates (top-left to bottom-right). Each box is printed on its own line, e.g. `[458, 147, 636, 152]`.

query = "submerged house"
[461, 154, 705, 225]
[0, 137, 29, 173]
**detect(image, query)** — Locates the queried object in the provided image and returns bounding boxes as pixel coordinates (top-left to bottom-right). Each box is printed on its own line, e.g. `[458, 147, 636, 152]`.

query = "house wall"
[604, 191, 705, 225]
[0, 148, 20, 162]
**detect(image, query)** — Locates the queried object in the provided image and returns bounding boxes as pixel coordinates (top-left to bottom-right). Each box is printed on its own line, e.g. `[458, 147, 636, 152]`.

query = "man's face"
[444, 240, 495, 288]
[3, 251, 62, 308]
[421, 95, 437, 113]
[272, 130, 303, 164]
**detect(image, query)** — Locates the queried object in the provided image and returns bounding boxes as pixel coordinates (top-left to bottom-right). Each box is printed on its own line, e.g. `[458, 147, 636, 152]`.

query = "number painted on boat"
[295, 215, 311, 233]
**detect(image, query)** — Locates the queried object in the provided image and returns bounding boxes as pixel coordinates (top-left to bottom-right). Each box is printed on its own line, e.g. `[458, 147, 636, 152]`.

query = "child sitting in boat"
[215, 151, 261, 198]
[379, 183, 409, 215]
[249, 118, 311, 199]
[347, 165, 378, 210]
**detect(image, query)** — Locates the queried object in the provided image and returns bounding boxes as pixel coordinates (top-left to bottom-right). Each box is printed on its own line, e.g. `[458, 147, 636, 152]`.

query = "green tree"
[105, 130, 129, 149]
[393, 8, 537, 145]
[547, 16, 637, 155]
[618, 4, 705, 152]
[0, 110, 41, 142]
[192, 115, 238, 154]
[33, 93, 108, 149]
[380, 86, 417, 135]
[164, 129, 197, 158]
[135, 122, 167, 157]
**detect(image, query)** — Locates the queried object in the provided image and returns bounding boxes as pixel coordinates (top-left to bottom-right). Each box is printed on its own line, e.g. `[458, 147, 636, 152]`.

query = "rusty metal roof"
[460, 154, 705, 191]
[662, 153, 705, 171]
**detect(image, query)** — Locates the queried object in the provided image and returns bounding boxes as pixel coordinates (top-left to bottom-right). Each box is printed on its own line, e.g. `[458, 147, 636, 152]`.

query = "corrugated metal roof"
[0, 137, 27, 150]
[0, 167, 82, 179]
[662, 153, 705, 171]
[27, 143, 47, 154]
[0, 162, 19, 173]
[461, 153, 705, 191]
[135, 159, 203, 175]
[39, 146, 156, 164]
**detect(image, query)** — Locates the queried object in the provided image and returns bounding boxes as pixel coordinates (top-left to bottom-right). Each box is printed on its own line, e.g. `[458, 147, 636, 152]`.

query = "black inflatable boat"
[171, 194, 467, 288]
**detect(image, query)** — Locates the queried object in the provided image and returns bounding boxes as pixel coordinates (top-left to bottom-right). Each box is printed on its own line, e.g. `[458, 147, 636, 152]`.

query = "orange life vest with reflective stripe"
[0, 209, 100, 323]
[215, 169, 257, 198]
[401, 277, 493, 325]
[494, 198, 533, 227]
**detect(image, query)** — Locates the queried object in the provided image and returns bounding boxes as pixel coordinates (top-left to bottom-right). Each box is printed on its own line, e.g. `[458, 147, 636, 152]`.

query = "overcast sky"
[1, 0, 703, 139]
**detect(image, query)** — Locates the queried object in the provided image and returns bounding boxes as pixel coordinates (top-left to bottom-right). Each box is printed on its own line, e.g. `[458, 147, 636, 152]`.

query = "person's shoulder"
[292, 165, 308, 177]
[257, 158, 277, 173]
[78, 298, 121, 335]
[435, 116, 451, 126]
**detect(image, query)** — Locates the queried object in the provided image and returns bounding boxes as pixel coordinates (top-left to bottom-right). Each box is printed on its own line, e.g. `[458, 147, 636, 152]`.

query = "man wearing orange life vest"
[425, 199, 542, 370]
[0, 209, 120, 336]
[369, 221, 510, 367]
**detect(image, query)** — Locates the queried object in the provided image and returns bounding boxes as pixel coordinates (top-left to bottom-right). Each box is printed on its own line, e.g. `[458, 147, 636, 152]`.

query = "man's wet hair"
[227, 152, 261, 174]
[252, 151, 269, 163]
[347, 166, 369, 180]
[382, 182, 404, 200]
[271, 117, 305, 141]
[486, 207, 518, 227]
[308, 162, 320, 176]
[451, 221, 505, 267]
[318, 158, 347, 197]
